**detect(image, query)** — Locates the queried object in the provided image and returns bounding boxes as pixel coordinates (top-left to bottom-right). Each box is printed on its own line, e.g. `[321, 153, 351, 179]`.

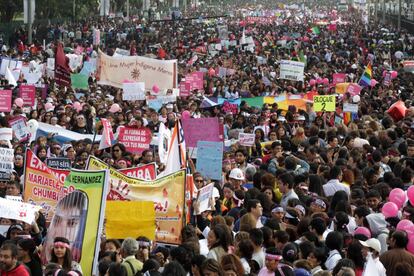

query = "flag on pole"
[99, 118, 114, 150]
[308, 27, 321, 35]
[158, 120, 186, 177]
[358, 62, 372, 87]
[55, 43, 71, 87]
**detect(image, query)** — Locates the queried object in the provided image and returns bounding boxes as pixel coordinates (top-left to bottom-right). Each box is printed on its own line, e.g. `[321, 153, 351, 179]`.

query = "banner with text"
[118, 126, 152, 154]
[279, 60, 305, 82]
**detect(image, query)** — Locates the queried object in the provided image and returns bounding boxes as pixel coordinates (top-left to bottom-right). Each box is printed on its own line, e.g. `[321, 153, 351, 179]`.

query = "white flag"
[6, 67, 17, 87]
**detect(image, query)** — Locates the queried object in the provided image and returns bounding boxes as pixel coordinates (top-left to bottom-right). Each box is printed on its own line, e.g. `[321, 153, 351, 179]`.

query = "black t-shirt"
[25, 259, 43, 276]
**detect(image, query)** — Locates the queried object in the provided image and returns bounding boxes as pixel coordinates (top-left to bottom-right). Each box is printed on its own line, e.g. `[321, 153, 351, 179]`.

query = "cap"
[359, 238, 381, 253]
[354, 227, 372, 239]
[229, 168, 244, 180]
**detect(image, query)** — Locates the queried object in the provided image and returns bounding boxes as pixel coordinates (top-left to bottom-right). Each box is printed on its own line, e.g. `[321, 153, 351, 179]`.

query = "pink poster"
[19, 85, 36, 107]
[186, 72, 204, 90]
[118, 127, 152, 154]
[383, 72, 392, 86]
[347, 83, 362, 96]
[0, 90, 12, 112]
[332, 73, 346, 85]
[222, 101, 238, 114]
[179, 81, 191, 97]
[182, 117, 221, 148]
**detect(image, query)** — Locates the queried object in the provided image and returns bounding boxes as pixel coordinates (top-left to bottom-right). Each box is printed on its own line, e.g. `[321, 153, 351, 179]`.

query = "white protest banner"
[0, 197, 41, 224]
[343, 103, 358, 113]
[123, 82, 146, 101]
[279, 60, 305, 82]
[97, 50, 177, 90]
[238, 133, 255, 146]
[5, 195, 23, 202]
[0, 128, 13, 141]
[196, 183, 214, 215]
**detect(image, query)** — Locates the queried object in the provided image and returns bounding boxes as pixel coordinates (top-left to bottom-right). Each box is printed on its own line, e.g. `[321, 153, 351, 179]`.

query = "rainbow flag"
[358, 62, 372, 87]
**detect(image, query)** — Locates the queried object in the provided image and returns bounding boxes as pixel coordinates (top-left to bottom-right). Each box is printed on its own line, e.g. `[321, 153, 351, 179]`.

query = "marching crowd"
[1, 0, 414, 276]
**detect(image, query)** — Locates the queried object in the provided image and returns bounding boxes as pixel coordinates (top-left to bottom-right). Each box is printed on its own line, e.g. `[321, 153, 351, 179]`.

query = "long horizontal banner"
[96, 50, 178, 90]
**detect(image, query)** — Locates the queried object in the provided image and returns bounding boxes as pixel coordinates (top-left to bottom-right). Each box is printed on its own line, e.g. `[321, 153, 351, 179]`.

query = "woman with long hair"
[17, 238, 43, 276]
[49, 237, 82, 273]
[207, 224, 232, 262]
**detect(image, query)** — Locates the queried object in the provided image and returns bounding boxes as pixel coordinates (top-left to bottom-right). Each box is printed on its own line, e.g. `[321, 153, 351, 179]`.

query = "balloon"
[73, 102, 82, 112]
[382, 202, 399, 218]
[208, 68, 216, 77]
[408, 186, 414, 205]
[391, 71, 398, 79]
[109, 103, 121, 113]
[44, 102, 54, 111]
[370, 79, 378, 87]
[407, 235, 414, 254]
[181, 110, 191, 120]
[387, 100, 407, 122]
[397, 220, 414, 236]
[14, 98, 23, 107]
[309, 79, 316, 86]
[389, 188, 407, 209]
[316, 77, 323, 84]
[382, 70, 387, 78]
[352, 95, 360, 103]
[152, 84, 160, 93]
[322, 78, 329, 85]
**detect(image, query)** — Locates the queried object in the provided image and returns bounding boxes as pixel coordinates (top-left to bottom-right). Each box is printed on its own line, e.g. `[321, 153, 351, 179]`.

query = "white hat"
[229, 168, 244, 180]
[359, 238, 381, 253]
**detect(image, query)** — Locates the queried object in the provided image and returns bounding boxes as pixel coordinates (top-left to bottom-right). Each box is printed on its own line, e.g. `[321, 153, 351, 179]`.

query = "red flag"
[55, 43, 71, 87]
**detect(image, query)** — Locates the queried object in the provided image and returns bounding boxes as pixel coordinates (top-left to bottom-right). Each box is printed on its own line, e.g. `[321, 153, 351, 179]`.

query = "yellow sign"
[86, 156, 185, 245]
[313, 95, 336, 112]
[106, 201, 156, 240]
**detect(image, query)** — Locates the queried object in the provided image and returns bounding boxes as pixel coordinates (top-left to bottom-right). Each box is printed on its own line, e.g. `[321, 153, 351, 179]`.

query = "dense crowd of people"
[1, 1, 414, 276]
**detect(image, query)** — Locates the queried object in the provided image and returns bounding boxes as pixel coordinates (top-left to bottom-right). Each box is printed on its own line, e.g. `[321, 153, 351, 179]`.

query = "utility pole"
[398, 0, 401, 30]
[126, 0, 130, 20]
[28, 0, 33, 44]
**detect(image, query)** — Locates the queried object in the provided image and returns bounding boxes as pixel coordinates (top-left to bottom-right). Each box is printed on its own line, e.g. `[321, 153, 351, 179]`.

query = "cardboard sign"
[313, 95, 336, 112]
[222, 101, 238, 114]
[182, 118, 222, 148]
[0, 90, 12, 112]
[185, 71, 204, 90]
[46, 157, 72, 170]
[19, 85, 36, 107]
[332, 73, 346, 84]
[279, 60, 305, 82]
[195, 183, 215, 215]
[343, 103, 358, 113]
[9, 116, 30, 142]
[123, 82, 146, 101]
[238, 133, 256, 146]
[196, 141, 223, 181]
[0, 197, 41, 224]
[118, 127, 152, 154]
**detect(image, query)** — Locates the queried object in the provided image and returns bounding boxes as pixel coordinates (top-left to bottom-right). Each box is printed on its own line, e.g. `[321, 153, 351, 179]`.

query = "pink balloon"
[382, 202, 399, 218]
[408, 186, 414, 205]
[316, 77, 323, 84]
[309, 79, 316, 86]
[14, 98, 24, 108]
[208, 68, 216, 77]
[389, 188, 407, 209]
[407, 235, 414, 254]
[181, 110, 191, 120]
[370, 79, 378, 88]
[382, 70, 387, 78]
[322, 78, 329, 85]
[109, 103, 121, 113]
[397, 219, 414, 233]
[73, 101, 82, 112]
[391, 71, 398, 79]
[44, 102, 54, 111]
[152, 84, 160, 93]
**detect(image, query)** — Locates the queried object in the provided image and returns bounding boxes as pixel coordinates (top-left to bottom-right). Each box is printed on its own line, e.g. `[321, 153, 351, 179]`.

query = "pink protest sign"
[222, 101, 238, 114]
[179, 81, 191, 97]
[182, 117, 221, 148]
[0, 90, 12, 112]
[186, 72, 204, 90]
[347, 83, 362, 96]
[118, 127, 152, 154]
[332, 73, 346, 85]
[383, 72, 392, 86]
[19, 85, 36, 107]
